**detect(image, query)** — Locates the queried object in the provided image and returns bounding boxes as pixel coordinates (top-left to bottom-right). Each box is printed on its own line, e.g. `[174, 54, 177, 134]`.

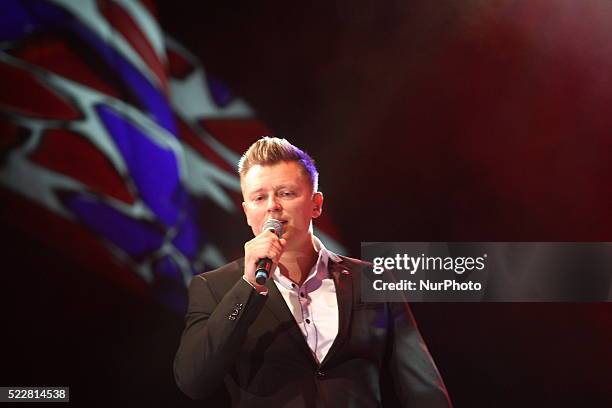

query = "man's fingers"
[244, 231, 286, 278]
[247, 242, 282, 261]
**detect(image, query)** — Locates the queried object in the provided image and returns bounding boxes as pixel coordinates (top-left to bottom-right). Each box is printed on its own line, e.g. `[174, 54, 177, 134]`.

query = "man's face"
[241, 161, 323, 248]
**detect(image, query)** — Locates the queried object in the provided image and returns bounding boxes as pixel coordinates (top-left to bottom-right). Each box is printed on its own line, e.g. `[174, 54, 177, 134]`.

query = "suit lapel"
[321, 258, 354, 367]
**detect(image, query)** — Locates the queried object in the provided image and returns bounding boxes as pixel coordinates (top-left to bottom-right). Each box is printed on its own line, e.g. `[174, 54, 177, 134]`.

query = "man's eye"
[280, 191, 295, 197]
[254, 196, 265, 202]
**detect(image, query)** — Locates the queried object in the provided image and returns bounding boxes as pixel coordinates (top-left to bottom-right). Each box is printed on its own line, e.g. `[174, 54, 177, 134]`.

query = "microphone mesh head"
[263, 218, 283, 237]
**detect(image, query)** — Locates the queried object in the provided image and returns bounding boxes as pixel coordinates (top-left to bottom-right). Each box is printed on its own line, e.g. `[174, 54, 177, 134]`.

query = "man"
[174, 137, 452, 407]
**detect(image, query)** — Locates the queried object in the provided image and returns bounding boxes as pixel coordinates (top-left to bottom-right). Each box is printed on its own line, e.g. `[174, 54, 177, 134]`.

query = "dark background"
[3, 1, 612, 407]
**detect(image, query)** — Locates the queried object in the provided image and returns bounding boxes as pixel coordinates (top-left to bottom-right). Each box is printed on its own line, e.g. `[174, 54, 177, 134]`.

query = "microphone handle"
[255, 258, 273, 285]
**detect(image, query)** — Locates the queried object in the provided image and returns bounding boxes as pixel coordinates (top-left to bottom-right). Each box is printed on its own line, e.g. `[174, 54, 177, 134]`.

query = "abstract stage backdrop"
[1, 1, 612, 407]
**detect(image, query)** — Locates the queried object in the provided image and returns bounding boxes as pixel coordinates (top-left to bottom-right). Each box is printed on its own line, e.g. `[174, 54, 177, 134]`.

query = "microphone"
[255, 218, 283, 285]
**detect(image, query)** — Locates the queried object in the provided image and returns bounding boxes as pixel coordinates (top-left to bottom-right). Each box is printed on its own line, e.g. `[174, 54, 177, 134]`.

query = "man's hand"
[244, 229, 287, 292]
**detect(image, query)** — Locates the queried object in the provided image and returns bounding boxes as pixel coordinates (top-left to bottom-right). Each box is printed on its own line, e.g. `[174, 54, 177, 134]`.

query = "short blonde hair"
[238, 136, 319, 191]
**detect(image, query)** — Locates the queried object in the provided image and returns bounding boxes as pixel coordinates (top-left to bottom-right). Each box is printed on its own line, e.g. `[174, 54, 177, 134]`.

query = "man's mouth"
[280, 220, 288, 232]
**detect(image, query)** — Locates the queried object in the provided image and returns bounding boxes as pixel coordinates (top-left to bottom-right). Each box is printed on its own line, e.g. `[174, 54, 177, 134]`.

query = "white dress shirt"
[271, 236, 342, 364]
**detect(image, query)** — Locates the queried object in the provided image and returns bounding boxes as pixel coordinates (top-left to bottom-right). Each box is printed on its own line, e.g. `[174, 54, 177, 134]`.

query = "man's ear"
[312, 192, 324, 219]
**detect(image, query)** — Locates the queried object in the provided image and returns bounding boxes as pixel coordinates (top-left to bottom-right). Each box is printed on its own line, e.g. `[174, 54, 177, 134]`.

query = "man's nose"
[266, 196, 282, 212]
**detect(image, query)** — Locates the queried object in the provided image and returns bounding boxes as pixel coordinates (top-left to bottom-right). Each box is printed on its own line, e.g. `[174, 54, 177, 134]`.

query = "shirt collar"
[312, 234, 342, 271]
[272, 234, 341, 289]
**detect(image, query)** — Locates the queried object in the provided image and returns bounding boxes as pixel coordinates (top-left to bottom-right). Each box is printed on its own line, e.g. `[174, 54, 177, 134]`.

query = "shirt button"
[316, 370, 325, 378]
[305, 318, 311, 324]
[300, 292, 305, 297]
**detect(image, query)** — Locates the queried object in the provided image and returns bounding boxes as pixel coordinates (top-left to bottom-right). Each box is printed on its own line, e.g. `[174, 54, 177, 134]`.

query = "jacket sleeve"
[383, 302, 453, 408]
[174, 274, 268, 400]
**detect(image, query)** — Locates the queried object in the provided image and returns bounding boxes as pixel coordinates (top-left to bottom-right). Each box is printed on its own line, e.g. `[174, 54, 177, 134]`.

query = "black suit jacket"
[174, 256, 451, 407]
